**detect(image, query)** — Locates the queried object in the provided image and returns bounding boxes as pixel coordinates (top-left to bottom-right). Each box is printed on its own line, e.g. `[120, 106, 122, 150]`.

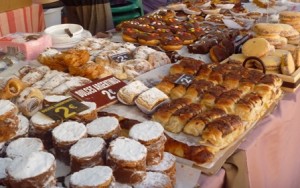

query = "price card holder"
[40, 98, 89, 121]
[174, 74, 194, 87]
[70, 76, 127, 110]
[109, 52, 132, 63]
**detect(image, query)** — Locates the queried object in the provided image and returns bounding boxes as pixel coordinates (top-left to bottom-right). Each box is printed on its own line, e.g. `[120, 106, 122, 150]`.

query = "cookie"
[242, 38, 273, 57]
[281, 52, 295, 75]
[253, 23, 283, 36]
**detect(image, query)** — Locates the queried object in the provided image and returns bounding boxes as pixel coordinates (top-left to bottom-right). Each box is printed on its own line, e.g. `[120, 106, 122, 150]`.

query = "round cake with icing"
[133, 172, 172, 188]
[86, 116, 120, 140]
[69, 137, 106, 172]
[70, 166, 114, 188]
[76, 101, 97, 122]
[6, 137, 44, 159]
[107, 137, 147, 184]
[0, 158, 12, 186]
[7, 151, 56, 188]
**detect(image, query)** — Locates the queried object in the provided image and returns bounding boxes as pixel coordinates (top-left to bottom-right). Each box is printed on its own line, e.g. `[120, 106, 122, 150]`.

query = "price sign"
[174, 74, 194, 87]
[70, 76, 127, 110]
[40, 98, 89, 121]
[109, 52, 132, 63]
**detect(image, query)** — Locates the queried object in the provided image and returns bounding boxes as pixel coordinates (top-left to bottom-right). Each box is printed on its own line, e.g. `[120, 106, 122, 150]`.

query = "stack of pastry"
[106, 137, 147, 184]
[69, 137, 106, 172]
[0, 100, 19, 142]
[52, 121, 87, 164]
[129, 121, 167, 165]
[280, 11, 300, 33]
[229, 38, 296, 75]
[253, 23, 287, 49]
[278, 23, 300, 45]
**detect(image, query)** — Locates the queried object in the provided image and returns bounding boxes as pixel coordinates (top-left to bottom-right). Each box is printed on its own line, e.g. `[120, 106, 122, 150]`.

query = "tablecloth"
[0, 4, 45, 37]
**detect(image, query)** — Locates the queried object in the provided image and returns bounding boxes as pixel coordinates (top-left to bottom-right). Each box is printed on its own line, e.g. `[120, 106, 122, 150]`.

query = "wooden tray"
[221, 57, 300, 93]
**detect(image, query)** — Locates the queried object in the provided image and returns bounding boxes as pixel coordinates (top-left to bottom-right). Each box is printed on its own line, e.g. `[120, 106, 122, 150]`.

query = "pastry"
[293, 46, 300, 68]
[86, 116, 121, 141]
[7, 151, 56, 188]
[117, 80, 149, 105]
[75, 101, 97, 123]
[69, 137, 106, 172]
[252, 0, 276, 8]
[152, 98, 192, 126]
[133, 172, 172, 188]
[160, 36, 183, 51]
[175, 32, 197, 45]
[255, 56, 282, 74]
[6, 137, 44, 159]
[137, 33, 160, 46]
[165, 103, 205, 133]
[129, 121, 166, 165]
[169, 57, 204, 75]
[0, 77, 25, 99]
[183, 108, 226, 136]
[200, 85, 228, 108]
[52, 121, 87, 164]
[0, 158, 12, 186]
[148, 51, 171, 68]
[69, 166, 114, 188]
[202, 114, 244, 148]
[253, 23, 283, 36]
[15, 114, 29, 138]
[135, 87, 169, 114]
[106, 137, 147, 184]
[0, 100, 19, 142]
[242, 38, 274, 57]
[209, 45, 229, 63]
[146, 152, 176, 186]
[280, 52, 296, 75]
[183, 79, 215, 102]
[215, 89, 244, 114]
[123, 59, 153, 80]
[228, 54, 246, 64]
[133, 46, 156, 60]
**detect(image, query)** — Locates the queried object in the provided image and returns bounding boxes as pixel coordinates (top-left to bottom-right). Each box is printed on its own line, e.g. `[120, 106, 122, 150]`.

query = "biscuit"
[253, 23, 283, 36]
[242, 38, 273, 57]
[255, 56, 281, 73]
[281, 52, 295, 75]
[280, 11, 300, 20]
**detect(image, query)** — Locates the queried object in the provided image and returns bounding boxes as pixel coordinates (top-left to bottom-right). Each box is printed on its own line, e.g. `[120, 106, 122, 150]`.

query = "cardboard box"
[0, 0, 32, 13]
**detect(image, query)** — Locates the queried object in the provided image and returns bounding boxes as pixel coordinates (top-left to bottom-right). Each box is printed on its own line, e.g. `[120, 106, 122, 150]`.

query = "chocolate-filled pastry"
[165, 103, 205, 133]
[215, 89, 244, 114]
[222, 72, 241, 90]
[241, 69, 265, 83]
[235, 92, 263, 122]
[183, 108, 226, 136]
[187, 38, 218, 54]
[200, 85, 228, 108]
[164, 134, 215, 164]
[183, 79, 215, 102]
[152, 98, 192, 126]
[209, 45, 229, 63]
[202, 114, 244, 147]
[220, 39, 235, 55]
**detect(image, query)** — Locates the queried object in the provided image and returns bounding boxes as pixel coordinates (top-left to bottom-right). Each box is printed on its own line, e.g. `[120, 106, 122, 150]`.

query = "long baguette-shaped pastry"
[199, 85, 227, 109]
[235, 92, 263, 122]
[202, 114, 244, 148]
[152, 98, 192, 126]
[164, 134, 215, 164]
[183, 108, 226, 136]
[165, 103, 205, 133]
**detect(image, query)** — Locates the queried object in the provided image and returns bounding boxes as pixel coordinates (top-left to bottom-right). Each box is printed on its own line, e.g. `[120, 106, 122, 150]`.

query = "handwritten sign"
[70, 76, 127, 110]
[174, 74, 194, 87]
[109, 52, 132, 63]
[40, 98, 88, 121]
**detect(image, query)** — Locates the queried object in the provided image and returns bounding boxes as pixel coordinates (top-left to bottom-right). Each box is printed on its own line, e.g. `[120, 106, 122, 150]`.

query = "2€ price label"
[40, 97, 89, 121]
[109, 52, 132, 63]
[174, 74, 194, 87]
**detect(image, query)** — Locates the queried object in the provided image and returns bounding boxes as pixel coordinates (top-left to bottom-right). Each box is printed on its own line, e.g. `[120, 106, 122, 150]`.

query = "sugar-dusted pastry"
[20, 68, 45, 86]
[0, 100, 19, 142]
[129, 121, 166, 165]
[123, 59, 153, 80]
[133, 46, 156, 60]
[69, 137, 106, 172]
[86, 116, 121, 141]
[30, 112, 60, 149]
[135, 87, 169, 114]
[6, 137, 44, 159]
[52, 121, 87, 164]
[183, 108, 227, 136]
[165, 103, 205, 133]
[7, 151, 56, 188]
[117, 80, 149, 105]
[106, 137, 147, 184]
[202, 115, 244, 148]
[70, 166, 114, 188]
[76, 101, 97, 123]
[148, 51, 171, 68]
[152, 98, 192, 126]
[133, 172, 172, 188]
[15, 114, 29, 138]
[0, 158, 12, 186]
[147, 152, 176, 186]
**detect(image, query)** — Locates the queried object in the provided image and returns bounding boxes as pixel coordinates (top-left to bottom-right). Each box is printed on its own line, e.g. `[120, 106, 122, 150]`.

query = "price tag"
[109, 52, 132, 63]
[70, 76, 127, 110]
[40, 98, 89, 121]
[174, 74, 194, 87]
